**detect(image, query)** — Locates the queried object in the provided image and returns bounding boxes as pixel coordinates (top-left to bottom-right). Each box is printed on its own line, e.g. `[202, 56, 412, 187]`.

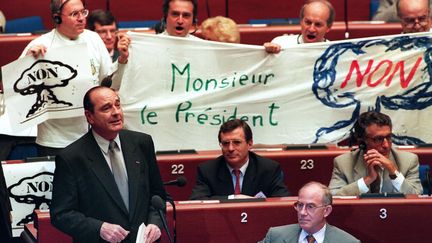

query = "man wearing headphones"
[160, 0, 199, 38]
[328, 111, 422, 196]
[19, 0, 129, 156]
[114, 0, 199, 79]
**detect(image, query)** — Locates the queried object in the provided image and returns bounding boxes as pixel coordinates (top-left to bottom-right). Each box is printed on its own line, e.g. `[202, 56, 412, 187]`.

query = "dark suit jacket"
[259, 223, 360, 243]
[0, 164, 12, 243]
[50, 130, 167, 243]
[189, 151, 289, 199]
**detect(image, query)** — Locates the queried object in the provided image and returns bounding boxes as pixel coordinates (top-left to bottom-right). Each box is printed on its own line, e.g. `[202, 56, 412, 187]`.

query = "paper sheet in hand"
[135, 222, 147, 243]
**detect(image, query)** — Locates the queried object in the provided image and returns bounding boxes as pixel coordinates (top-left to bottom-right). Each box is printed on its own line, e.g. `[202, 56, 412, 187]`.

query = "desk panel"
[0, 34, 38, 67]
[158, 146, 432, 200]
[26, 196, 432, 243]
[33, 210, 71, 243]
[170, 196, 432, 243]
[238, 22, 402, 45]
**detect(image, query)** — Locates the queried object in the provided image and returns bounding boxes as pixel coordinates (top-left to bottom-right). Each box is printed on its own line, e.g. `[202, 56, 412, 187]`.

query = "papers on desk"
[136, 223, 147, 243]
[333, 196, 357, 199]
[178, 200, 220, 204]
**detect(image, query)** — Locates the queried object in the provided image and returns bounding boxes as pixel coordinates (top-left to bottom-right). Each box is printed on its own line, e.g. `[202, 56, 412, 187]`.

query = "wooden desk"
[169, 196, 432, 243]
[238, 22, 401, 45]
[21, 223, 37, 243]
[33, 210, 71, 243]
[158, 146, 432, 200]
[26, 196, 432, 243]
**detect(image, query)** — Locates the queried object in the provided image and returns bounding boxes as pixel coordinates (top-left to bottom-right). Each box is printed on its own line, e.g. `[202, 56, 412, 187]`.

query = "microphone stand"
[206, 0, 211, 18]
[225, 0, 229, 17]
[166, 194, 177, 243]
[106, 0, 110, 11]
[344, 0, 349, 39]
[427, 167, 431, 196]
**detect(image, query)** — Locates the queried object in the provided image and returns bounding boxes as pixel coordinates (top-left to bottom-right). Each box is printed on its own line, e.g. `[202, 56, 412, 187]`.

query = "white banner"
[2, 161, 54, 237]
[119, 32, 432, 150]
[1, 43, 93, 131]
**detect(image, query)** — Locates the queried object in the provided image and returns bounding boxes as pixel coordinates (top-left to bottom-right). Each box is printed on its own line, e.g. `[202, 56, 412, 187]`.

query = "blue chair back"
[419, 164, 431, 195]
[7, 143, 38, 160]
[5, 16, 45, 33]
[118, 20, 159, 29]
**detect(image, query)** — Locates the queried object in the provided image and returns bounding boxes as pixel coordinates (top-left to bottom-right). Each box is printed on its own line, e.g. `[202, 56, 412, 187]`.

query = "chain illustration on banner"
[312, 35, 432, 145]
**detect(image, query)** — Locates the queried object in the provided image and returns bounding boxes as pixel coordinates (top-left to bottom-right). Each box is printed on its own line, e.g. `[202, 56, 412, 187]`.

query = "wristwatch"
[389, 170, 400, 180]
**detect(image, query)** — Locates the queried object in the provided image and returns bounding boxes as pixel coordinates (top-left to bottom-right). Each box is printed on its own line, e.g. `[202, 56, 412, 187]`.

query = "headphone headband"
[52, 0, 71, 25]
[57, 0, 70, 14]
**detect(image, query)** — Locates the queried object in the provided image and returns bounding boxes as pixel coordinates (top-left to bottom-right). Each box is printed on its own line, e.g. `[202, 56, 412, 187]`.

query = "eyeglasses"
[64, 9, 89, 19]
[402, 15, 430, 28]
[293, 201, 328, 214]
[366, 134, 392, 145]
[220, 140, 245, 148]
[96, 29, 118, 37]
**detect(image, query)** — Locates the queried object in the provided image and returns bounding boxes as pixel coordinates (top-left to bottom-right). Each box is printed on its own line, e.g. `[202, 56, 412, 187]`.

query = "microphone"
[163, 176, 187, 187]
[344, 0, 350, 39]
[359, 142, 367, 151]
[151, 195, 174, 243]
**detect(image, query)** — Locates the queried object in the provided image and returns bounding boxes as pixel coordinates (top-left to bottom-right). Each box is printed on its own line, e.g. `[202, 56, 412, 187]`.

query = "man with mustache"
[329, 111, 422, 196]
[19, 0, 128, 157]
[264, 0, 334, 53]
[260, 182, 360, 243]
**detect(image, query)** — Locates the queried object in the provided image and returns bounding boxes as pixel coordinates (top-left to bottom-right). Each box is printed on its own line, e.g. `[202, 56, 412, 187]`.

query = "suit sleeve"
[258, 228, 275, 243]
[50, 154, 103, 242]
[400, 154, 423, 194]
[141, 135, 167, 228]
[189, 165, 221, 200]
[371, 0, 399, 22]
[329, 157, 361, 196]
[267, 163, 290, 197]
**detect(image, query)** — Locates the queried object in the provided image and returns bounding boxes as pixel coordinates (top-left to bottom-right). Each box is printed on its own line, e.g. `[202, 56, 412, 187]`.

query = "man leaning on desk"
[329, 111, 422, 196]
[189, 119, 290, 200]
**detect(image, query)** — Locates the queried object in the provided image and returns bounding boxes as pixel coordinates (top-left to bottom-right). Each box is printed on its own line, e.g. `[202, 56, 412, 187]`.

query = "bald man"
[397, 0, 431, 33]
[264, 0, 335, 53]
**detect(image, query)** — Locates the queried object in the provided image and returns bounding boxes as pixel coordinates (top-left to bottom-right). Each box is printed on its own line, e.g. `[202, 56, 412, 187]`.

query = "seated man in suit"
[189, 119, 290, 200]
[329, 111, 422, 196]
[260, 182, 360, 243]
[50, 86, 167, 242]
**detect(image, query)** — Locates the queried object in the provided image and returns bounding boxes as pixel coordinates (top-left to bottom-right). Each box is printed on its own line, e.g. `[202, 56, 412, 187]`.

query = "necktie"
[233, 169, 241, 195]
[306, 234, 315, 243]
[370, 175, 381, 193]
[109, 140, 129, 210]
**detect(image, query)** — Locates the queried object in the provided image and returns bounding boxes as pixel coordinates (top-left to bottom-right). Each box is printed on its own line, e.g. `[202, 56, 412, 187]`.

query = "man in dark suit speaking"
[190, 119, 289, 200]
[50, 86, 167, 243]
